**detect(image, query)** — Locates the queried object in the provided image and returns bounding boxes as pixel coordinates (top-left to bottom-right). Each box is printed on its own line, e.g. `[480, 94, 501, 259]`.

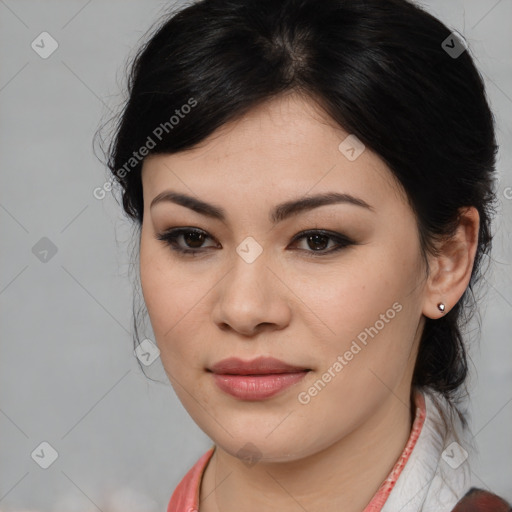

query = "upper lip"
[208, 356, 310, 375]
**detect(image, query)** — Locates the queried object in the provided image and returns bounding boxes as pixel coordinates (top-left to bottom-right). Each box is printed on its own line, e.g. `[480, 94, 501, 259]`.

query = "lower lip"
[211, 371, 309, 400]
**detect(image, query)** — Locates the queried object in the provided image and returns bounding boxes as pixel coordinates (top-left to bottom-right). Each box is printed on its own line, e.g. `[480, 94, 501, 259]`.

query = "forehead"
[141, 93, 405, 214]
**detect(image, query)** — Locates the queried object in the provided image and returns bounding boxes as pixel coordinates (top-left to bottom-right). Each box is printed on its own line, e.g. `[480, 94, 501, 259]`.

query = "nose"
[211, 254, 292, 337]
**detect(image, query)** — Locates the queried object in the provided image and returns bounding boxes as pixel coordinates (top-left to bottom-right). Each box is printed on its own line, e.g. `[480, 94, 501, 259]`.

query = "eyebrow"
[150, 190, 374, 224]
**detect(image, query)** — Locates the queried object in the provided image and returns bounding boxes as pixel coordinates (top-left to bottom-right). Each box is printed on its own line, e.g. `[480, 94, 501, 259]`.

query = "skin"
[139, 92, 479, 512]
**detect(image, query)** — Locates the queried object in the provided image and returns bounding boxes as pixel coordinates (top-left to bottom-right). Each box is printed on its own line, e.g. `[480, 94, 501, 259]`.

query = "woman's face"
[139, 93, 428, 462]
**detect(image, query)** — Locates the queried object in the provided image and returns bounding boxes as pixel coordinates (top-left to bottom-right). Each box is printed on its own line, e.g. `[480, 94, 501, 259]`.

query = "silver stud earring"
[437, 303, 445, 312]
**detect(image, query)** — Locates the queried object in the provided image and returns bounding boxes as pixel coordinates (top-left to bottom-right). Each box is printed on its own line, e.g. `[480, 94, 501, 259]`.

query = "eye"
[288, 229, 354, 257]
[155, 227, 354, 257]
[156, 227, 218, 256]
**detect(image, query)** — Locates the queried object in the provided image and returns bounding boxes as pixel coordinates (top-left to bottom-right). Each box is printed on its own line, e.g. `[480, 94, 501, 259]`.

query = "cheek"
[293, 240, 423, 374]
[291, 246, 415, 332]
[140, 237, 186, 346]
[139, 237, 213, 375]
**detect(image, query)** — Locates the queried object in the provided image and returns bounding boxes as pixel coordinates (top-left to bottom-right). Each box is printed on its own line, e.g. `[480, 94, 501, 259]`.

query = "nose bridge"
[212, 237, 287, 332]
[227, 236, 272, 300]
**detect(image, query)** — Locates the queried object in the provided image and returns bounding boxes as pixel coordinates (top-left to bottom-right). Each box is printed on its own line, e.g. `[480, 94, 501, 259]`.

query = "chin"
[210, 428, 319, 465]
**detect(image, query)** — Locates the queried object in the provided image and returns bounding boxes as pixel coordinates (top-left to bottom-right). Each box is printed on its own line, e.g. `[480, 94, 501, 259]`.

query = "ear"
[422, 207, 480, 319]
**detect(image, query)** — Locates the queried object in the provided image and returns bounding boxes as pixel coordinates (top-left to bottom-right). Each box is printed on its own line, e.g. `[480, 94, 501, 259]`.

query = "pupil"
[308, 234, 328, 251]
[185, 231, 204, 248]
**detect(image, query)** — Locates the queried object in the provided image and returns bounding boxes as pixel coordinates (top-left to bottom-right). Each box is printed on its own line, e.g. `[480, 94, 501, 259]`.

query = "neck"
[199, 389, 416, 512]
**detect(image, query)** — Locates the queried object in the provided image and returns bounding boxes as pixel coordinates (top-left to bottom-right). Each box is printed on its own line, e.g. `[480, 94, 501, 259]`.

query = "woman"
[100, 0, 511, 510]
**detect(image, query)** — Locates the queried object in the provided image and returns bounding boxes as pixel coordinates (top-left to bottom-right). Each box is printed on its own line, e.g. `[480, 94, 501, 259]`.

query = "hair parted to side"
[96, 0, 498, 416]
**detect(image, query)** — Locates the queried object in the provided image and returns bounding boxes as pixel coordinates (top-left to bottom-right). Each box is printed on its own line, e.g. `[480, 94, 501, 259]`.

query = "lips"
[208, 356, 310, 375]
[208, 356, 311, 400]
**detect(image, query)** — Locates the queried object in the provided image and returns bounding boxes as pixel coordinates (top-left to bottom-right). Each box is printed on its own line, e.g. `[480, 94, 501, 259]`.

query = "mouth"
[207, 355, 312, 375]
[207, 356, 311, 400]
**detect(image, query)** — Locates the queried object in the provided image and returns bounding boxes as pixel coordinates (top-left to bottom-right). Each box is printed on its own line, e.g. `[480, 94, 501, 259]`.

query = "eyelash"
[155, 227, 355, 258]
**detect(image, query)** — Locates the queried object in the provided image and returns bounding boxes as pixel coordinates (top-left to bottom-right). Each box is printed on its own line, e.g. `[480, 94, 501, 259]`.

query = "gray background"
[0, 0, 511, 511]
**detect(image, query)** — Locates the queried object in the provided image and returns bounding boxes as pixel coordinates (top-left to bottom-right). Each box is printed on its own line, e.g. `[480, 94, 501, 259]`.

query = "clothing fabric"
[167, 388, 510, 512]
[452, 488, 511, 511]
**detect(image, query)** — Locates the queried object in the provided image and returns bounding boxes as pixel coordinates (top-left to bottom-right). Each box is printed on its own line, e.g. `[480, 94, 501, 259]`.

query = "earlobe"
[422, 207, 480, 319]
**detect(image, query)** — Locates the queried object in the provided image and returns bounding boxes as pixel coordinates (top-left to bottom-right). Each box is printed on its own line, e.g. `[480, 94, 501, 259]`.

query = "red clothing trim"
[167, 389, 427, 512]
[167, 447, 215, 512]
[362, 390, 426, 511]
